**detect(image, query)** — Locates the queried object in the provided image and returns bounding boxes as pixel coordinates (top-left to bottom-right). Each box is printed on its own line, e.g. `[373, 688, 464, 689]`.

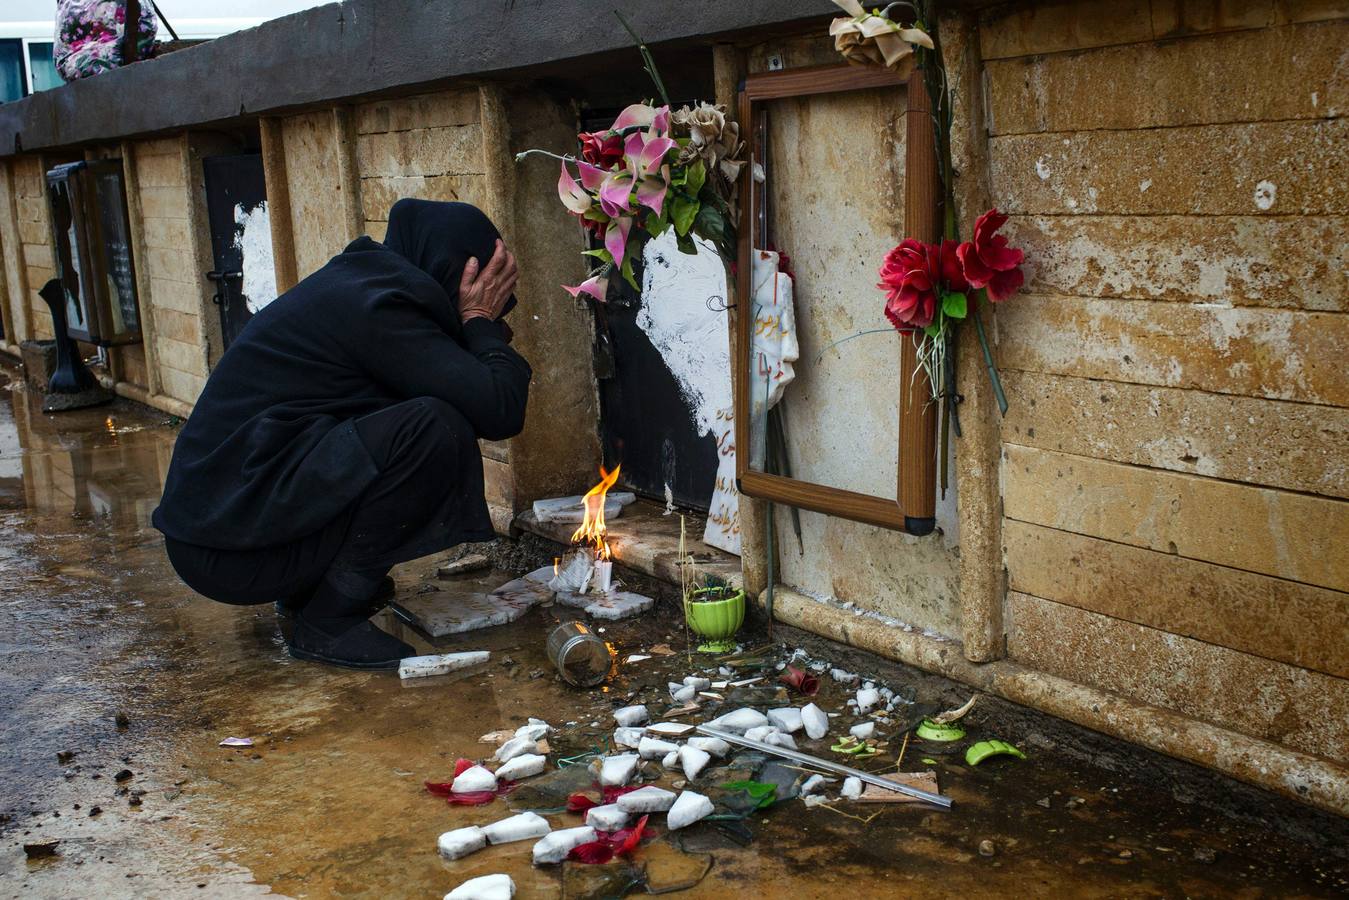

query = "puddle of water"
[1, 369, 1346, 899]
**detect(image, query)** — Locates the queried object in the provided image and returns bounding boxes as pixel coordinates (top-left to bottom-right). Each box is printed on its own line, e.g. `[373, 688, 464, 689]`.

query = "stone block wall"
[9, 157, 55, 341]
[130, 137, 209, 406]
[982, 0, 1348, 767]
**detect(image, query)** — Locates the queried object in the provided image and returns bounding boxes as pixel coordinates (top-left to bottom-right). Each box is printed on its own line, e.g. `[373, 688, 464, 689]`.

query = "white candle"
[594, 559, 613, 594]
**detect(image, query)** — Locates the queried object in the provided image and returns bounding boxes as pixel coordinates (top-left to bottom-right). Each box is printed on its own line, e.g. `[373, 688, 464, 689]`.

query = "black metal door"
[584, 102, 719, 511]
[202, 153, 268, 350]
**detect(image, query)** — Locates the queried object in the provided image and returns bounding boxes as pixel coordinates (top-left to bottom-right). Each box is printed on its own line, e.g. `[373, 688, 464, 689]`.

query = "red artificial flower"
[778, 665, 819, 696]
[567, 815, 651, 864]
[957, 209, 1024, 302]
[879, 238, 939, 331]
[579, 131, 625, 168]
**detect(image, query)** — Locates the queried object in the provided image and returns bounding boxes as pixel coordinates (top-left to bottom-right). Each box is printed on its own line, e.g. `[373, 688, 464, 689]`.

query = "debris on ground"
[23, 839, 60, 860]
[398, 651, 490, 680]
[444, 872, 515, 899]
[218, 737, 253, 748]
[932, 695, 978, 724]
[437, 552, 492, 578]
[965, 739, 1027, 766]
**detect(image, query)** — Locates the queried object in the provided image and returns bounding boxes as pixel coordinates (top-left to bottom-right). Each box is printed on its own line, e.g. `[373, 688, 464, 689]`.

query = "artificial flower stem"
[614, 10, 672, 108]
[971, 300, 1008, 415]
[515, 149, 579, 164]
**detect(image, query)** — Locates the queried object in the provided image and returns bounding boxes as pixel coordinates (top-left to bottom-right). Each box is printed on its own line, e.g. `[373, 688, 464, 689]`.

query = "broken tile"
[532, 826, 597, 865]
[494, 736, 537, 763]
[599, 753, 640, 787]
[646, 722, 694, 738]
[678, 746, 711, 780]
[585, 803, 630, 832]
[482, 811, 551, 845]
[394, 589, 540, 637]
[584, 591, 655, 621]
[638, 737, 680, 760]
[495, 754, 546, 781]
[856, 771, 941, 804]
[613, 705, 649, 727]
[667, 791, 714, 830]
[437, 553, 492, 578]
[617, 786, 677, 813]
[445, 873, 515, 900]
[614, 727, 645, 749]
[767, 708, 804, 734]
[438, 826, 487, 860]
[399, 651, 491, 679]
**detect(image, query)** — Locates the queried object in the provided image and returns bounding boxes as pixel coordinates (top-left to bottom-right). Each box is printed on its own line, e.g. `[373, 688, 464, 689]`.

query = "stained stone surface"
[392, 567, 552, 637]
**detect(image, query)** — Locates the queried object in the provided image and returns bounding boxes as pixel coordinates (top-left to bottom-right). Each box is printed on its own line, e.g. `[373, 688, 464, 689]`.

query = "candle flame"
[571, 464, 620, 561]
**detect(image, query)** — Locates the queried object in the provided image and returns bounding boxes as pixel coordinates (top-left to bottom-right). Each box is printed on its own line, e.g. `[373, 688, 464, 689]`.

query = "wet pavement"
[1, 366, 1346, 899]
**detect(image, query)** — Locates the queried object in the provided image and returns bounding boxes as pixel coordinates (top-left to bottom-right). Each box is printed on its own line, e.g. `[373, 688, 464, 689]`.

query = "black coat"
[153, 224, 531, 550]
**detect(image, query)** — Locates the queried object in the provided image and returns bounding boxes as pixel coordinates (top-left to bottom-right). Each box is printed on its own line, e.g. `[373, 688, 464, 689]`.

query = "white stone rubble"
[599, 753, 640, 787]
[437, 826, 487, 860]
[666, 791, 714, 830]
[617, 786, 677, 813]
[482, 812, 551, 845]
[584, 803, 631, 832]
[451, 765, 498, 793]
[801, 703, 829, 740]
[532, 826, 597, 865]
[444, 873, 515, 900]
[494, 754, 546, 781]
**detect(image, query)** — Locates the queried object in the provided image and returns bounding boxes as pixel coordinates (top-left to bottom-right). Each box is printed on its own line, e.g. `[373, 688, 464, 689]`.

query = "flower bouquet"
[879, 208, 1023, 409]
[517, 15, 744, 303]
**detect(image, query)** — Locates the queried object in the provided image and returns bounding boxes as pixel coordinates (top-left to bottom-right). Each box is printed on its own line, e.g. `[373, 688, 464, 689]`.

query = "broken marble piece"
[707, 708, 768, 734]
[445, 873, 515, 900]
[549, 551, 595, 594]
[855, 688, 881, 715]
[452, 765, 498, 793]
[764, 731, 797, 750]
[617, 786, 676, 813]
[669, 683, 698, 703]
[743, 725, 775, 742]
[585, 803, 631, 832]
[532, 826, 597, 865]
[218, 737, 253, 748]
[437, 553, 492, 578]
[678, 745, 711, 780]
[514, 719, 551, 742]
[646, 722, 695, 738]
[666, 791, 714, 830]
[614, 727, 645, 750]
[494, 736, 537, 763]
[495, 754, 546, 781]
[599, 753, 640, 787]
[583, 591, 656, 621]
[395, 584, 543, 637]
[482, 812, 551, 845]
[850, 722, 876, 740]
[638, 737, 681, 760]
[683, 676, 712, 691]
[533, 492, 637, 524]
[841, 777, 864, 800]
[801, 704, 829, 740]
[662, 750, 680, 769]
[767, 707, 804, 734]
[438, 826, 488, 861]
[687, 737, 730, 757]
[799, 774, 826, 796]
[613, 705, 649, 727]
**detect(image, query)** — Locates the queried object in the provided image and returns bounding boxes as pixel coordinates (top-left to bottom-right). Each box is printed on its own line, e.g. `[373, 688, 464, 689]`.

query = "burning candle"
[594, 559, 613, 594]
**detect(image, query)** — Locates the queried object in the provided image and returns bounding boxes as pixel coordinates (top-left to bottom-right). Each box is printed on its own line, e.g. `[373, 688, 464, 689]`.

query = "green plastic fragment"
[721, 780, 777, 809]
[915, 719, 966, 742]
[921, 757, 938, 765]
[964, 739, 1027, 766]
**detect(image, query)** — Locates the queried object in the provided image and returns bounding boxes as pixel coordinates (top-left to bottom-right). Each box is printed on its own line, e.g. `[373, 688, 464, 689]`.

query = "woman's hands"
[458, 239, 518, 325]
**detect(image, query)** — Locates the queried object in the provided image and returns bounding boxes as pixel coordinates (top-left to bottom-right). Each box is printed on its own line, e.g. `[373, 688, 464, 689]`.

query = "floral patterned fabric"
[55, 0, 158, 83]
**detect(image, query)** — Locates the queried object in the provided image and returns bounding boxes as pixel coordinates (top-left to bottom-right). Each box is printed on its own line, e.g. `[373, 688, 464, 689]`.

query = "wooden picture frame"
[733, 64, 938, 535]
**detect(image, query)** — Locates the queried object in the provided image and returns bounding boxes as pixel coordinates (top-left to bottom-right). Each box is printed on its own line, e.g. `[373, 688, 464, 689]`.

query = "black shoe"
[286, 615, 414, 670]
[274, 576, 396, 621]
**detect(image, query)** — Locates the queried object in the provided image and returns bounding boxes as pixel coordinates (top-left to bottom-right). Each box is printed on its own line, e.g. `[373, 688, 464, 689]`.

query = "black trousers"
[164, 397, 492, 607]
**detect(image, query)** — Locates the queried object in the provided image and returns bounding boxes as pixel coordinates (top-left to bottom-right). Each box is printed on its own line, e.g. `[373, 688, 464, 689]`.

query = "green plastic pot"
[684, 587, 746, 653]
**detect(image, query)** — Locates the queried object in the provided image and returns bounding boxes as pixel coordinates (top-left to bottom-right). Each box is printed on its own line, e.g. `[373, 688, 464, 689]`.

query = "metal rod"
[695, 725, 953, 809]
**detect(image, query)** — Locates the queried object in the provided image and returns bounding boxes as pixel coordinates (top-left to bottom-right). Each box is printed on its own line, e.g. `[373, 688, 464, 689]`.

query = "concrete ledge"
[0, 0, 838, 156]
[762, 585, 1349, 817]
[97, 374, 194, 420]
[514, 499, 740, 589]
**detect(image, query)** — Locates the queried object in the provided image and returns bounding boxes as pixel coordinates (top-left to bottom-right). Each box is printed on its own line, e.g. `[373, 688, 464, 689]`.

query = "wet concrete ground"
[1, 366, 1346, 899]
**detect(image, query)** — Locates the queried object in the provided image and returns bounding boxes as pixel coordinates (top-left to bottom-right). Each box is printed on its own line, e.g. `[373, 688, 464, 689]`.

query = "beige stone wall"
[10, 157, 55, 341]
[983, 0, 1349, 765]
[353, 90, 486, 243]
[131, 136, 209, 405]
[279, 111, 359, 280]
[0, 160, 29, 347]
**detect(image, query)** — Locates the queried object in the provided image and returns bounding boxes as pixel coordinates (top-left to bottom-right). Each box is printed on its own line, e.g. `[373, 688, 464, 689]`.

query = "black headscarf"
[382, 200, 515, 336]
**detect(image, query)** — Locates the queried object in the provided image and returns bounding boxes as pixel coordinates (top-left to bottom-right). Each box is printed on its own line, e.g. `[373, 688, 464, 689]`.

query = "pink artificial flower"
[957, 209, 1024, 302]
[557, 162, 591, 214]
[598, 169, 633, 218]
[604, 215, 632, 266]
[564, 273, 609, 303]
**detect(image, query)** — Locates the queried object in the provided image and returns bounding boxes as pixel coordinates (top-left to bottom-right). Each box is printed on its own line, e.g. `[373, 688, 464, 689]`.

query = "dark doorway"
[582, 112, 720, 511]
[201, 153, 269, 351]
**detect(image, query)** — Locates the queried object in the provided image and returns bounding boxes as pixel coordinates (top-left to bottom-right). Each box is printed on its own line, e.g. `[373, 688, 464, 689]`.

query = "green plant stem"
[812, 327, 896, 366]
[971, 301, 1008, 415]
[614, 10, 672, 107]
